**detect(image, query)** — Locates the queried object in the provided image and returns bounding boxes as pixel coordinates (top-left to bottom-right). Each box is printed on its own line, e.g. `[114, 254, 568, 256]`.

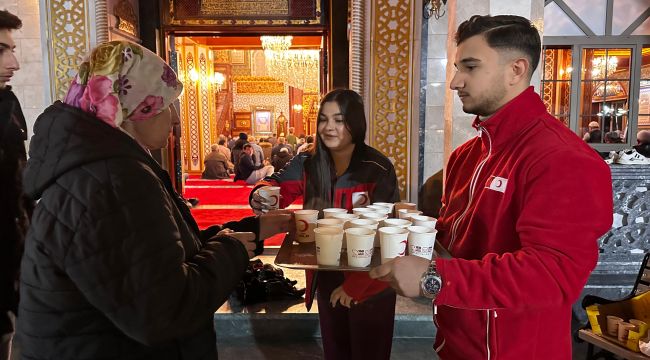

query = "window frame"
[543, 36, 647, 151]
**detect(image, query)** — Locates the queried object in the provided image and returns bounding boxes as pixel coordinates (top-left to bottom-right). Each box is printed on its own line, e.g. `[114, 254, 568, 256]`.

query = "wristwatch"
[420, 261, 443, 299]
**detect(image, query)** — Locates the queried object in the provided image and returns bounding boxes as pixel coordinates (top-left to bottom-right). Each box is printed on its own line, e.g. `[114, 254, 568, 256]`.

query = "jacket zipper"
[448, 126, 493, 252]
[486, 309, 498, 359]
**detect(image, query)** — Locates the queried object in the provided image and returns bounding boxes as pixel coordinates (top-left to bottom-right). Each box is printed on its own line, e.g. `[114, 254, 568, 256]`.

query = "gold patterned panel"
[370, 0, 413, 199]
[46, 0, 91, 101]
[236, 81, 285, 94]
[303, 93, 320, 134]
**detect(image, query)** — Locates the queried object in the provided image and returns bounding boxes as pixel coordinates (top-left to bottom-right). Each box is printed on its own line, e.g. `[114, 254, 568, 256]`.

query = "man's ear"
[509, 57, 530, 86]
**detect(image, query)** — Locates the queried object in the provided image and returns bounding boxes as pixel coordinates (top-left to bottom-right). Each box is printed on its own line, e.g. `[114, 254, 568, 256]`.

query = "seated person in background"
[235, 144, 274, 184]
[216, 138, 234, 171]
[259, 137, 273, 162]
[604, 131, 623, 144]
[583, 121, 602, 143]
[271, 136, 293, 159]
[635, 129, 650, 157]
[271, 146, 292, 172]
[247, 136, 265, 167]
[296, 135, 314, 154]
[202, 144, 230, 179]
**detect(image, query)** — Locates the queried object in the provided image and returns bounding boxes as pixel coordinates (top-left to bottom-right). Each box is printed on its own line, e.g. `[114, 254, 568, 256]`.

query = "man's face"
[450, 35, 510, 117]
[0, 29, 19, 89]
[244, 146, 253, 156]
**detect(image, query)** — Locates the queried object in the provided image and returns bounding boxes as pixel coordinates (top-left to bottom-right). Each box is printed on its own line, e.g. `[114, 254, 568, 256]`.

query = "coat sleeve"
[434, 150, 613, 311]
[63, 165, 250, 346]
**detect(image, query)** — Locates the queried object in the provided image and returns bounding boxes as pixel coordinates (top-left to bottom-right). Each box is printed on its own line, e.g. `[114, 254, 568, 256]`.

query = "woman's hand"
[217, 228, 257, 258]
[330, 286, 356, 308]
[259, 210, 295, 240]
[250, 186, 278, 215]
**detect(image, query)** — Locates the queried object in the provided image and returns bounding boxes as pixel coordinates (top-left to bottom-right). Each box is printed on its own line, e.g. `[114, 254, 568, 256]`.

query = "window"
[543, 0, 650, 150]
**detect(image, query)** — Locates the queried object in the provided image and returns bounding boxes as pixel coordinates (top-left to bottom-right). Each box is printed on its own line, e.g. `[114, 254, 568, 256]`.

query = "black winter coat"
[19, 102, 252, 360]
[0, 87, 30, 335]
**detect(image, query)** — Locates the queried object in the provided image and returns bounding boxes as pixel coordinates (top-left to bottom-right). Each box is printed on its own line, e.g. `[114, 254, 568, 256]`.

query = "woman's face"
[317, 101, 353, 152]
[124, 105, 178, 150]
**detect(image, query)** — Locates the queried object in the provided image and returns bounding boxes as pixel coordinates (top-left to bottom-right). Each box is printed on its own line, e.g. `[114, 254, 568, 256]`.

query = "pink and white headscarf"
[63, 41, 183, 128]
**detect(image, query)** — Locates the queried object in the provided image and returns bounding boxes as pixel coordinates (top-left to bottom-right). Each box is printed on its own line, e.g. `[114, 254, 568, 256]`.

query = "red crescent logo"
[399, 240, 407, 256]
[298, 219, 309, 232]
[359, 193, 369, 205]
[495, 179, 503, 187]
[269, 194, 279, 206]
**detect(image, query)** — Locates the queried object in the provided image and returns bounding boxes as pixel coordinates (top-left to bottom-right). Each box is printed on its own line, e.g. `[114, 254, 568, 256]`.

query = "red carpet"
[184, 175, 296, 246]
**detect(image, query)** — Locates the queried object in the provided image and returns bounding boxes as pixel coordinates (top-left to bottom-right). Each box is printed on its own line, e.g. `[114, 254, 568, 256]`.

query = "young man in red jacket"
[371, 15, 613, 359]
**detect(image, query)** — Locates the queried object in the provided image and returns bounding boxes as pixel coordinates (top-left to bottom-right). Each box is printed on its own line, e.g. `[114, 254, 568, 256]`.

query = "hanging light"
[423, 0, 447, 20]
[211, 72, 225, 91]
[591, 56, 618, 78]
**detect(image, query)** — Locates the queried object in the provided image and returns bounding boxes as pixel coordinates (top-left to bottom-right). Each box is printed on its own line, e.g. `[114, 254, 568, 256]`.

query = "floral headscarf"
[63, 41, 183, 128]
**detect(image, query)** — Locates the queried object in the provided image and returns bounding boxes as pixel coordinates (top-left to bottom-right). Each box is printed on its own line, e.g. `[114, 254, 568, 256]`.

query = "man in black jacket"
[235, 144, 274, 184]
[0, 10, 25, 360]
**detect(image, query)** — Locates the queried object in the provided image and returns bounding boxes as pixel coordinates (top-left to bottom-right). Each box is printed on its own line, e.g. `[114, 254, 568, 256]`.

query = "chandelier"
[423, 0, 447, 20]
[260, 36, 320, 93]
[591, 56, 618, 78]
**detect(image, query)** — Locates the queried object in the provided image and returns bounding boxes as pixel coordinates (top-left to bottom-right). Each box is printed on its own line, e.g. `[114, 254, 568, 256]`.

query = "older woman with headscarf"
[18, 41, 292, 360]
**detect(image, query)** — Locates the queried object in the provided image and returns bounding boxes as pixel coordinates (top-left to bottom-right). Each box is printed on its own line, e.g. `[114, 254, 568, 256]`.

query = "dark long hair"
[305, 89, 367, 211]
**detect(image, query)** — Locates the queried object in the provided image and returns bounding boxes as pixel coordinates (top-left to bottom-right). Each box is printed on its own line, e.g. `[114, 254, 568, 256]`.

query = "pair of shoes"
[608, 149, 650, 165]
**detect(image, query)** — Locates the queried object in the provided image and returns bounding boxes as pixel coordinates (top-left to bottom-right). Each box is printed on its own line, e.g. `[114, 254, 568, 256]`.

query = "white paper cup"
[372, 202, 395, 212]
[314, 227, 344, 266]
[407, 226, 437, 260]
[345, 228, 376, 267]
[360, 212, 388, 222]
[366, 205, 391, 216]
[398, 209, 423, 220]
[323, 208, 348, 218]
[332, 213, 360, 224]
[258, 186, 281, 210]
[394, 202, 417, 212]
[382, 218, 412, 228]
[410, 215, 437, 229]
[379, 227, 409, 264]
[349, 218, 381, 247]
[352, 207, 375, 216]
[317, 218, 346, 229]
[294, 209, 319, 243]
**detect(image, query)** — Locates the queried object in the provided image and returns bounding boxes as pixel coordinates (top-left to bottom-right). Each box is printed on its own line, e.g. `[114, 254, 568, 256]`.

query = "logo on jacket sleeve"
[352, 191, 370, 207]
[486, 176, 508, 193]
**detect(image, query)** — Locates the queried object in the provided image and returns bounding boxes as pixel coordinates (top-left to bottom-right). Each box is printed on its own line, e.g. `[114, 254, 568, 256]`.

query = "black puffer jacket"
[19, 102, 251, 360]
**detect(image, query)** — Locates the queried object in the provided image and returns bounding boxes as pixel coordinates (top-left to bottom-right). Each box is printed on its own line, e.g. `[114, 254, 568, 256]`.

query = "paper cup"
[366, 205, 391, 216]
[332, 213, 360, 224]
[258, 186, 281, 210]
[352, 207, 375, 216]
[394, 202, 417, 213]
[398, 208, 423, 220]
[294, 209, 319, 243]
[345, 228, 376, 267]
[348, 219, 380, 247]
[607, 316, 623, 337]
[410, 214, 438, 229]
[407, 226, 437, 260]
[314, 227, 344, 266]
[360, 212, 388, 222]
[317, 218, 346, 229]
[372, 202, 395, 213]
[618, 322, 636, 342]
[323, 208, 348, 218]
[382, 218, 412, 228]
[379, 227, 409, 264]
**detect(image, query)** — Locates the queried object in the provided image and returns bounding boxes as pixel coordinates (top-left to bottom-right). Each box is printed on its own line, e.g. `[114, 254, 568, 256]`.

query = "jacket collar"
[471, 86, 547, 152]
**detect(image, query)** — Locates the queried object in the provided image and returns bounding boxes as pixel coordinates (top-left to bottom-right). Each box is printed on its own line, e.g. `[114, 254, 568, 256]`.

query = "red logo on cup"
[269, 194, 279, 206]
[298, 219, 309, 232]
[399, 240, 407, 256]
[352, 191, 370, 207]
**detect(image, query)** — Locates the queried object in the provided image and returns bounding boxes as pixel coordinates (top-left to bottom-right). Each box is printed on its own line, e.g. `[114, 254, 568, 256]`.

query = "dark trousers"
[316, 271, 396, 360]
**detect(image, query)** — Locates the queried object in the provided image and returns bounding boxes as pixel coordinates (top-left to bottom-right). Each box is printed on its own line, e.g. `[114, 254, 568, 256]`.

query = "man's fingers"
[369, 263, 393, 280]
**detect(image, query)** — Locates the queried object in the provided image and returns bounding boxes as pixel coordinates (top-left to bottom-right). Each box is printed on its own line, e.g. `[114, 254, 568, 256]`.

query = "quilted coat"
[19, 101, 251, 360]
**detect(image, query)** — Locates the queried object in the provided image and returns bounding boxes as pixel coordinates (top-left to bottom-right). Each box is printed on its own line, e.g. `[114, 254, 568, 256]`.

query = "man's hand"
[369, 256, 432, 298]
[217, 229, 257, 259]
[259, 210, 295, 239]
[330, 285, 356, 308]
[251, 186, 278, 215]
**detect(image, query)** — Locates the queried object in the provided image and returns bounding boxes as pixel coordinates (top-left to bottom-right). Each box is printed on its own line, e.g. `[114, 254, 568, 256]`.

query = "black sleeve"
[201, 216, 263, 255]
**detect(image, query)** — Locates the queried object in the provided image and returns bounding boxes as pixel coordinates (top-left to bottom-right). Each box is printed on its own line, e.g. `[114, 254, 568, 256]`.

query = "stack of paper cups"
[294, 210, 319, 243]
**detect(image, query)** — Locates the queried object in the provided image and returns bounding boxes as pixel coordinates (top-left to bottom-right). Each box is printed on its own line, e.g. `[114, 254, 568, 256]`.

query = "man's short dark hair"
[455, 15, 540, 77]
[218, 139, 225, 145]
[0, 10, 22, 31]
[243, 144, 252, 150]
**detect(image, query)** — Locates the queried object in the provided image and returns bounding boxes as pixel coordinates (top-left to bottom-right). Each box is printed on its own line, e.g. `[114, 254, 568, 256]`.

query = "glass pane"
[631, 17, 650, 36]
[580, 116, 603, 143]
[543, 48, 573, 80]
[541, 80, 571, 115]
[543, 2, 586, 36]
[642, 48, 650, 78]
[590, 81, 629, 103]
[564, 0, 606, 35]
[639, 115, 650, 132]
[582, 48, 631, 80]
[613, 0, 650, 35]
[640, 86, 650, 114]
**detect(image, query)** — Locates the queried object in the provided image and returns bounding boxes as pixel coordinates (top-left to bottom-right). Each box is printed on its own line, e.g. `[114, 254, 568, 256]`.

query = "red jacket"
[254, 144, 400, 302]
[433, 87, 612, 359]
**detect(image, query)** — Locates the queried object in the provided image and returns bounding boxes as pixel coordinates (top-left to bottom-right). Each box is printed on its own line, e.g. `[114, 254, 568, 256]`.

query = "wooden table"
[578, 329, 649, 360]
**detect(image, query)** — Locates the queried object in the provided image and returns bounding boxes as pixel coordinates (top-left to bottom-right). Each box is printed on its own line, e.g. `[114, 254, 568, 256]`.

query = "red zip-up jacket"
[253, 143, 400, 302]
[433, 87, 613, 359]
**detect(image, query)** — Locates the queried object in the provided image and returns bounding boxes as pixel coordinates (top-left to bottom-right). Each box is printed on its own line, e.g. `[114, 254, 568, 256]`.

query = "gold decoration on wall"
[200, 0, 289, 17]
[236, 81, 285, 94]
[45, 0, 91, 101]
[114, 0, 138, 37]
[303, 93, 320, 134]
[370, 0, 413, 199]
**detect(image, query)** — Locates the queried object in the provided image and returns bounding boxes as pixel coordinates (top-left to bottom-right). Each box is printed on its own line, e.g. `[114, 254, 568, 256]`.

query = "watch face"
[424, 275, 442, 295]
